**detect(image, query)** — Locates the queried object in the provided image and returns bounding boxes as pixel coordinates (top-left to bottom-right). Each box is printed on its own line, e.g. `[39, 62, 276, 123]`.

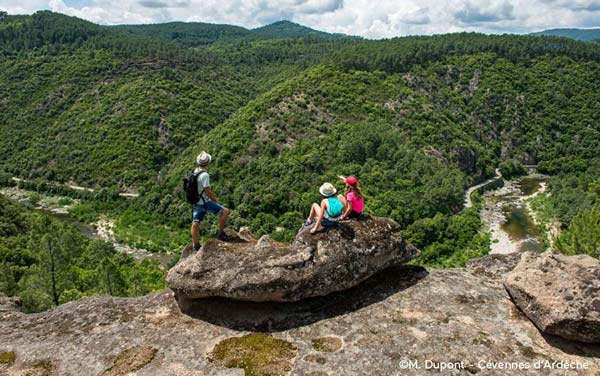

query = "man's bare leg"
[218, 207, 230, 233]
[191, 221, 200, 250]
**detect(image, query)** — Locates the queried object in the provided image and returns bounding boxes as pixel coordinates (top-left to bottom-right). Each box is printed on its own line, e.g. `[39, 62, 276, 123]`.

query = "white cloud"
[1, 0, 48, 15]
[453, 0, 515, 24]
[1, 0, 599, 37]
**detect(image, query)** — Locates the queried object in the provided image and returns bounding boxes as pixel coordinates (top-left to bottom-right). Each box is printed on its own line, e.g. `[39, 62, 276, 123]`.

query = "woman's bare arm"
[341, 194, 352, 218]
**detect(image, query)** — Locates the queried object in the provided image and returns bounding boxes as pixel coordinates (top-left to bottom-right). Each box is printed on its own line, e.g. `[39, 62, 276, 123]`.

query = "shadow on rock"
[541, 333, 600, 358]
[175, 265, 428, 332]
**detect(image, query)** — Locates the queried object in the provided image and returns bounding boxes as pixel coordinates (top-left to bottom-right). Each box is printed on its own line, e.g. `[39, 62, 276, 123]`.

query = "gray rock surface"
[504, 250, 600, 343]
[466, 252, 523, 279]
[1, 258, 599, 376]
[0, 294, 21, 313]
[167, 216, 420, 302]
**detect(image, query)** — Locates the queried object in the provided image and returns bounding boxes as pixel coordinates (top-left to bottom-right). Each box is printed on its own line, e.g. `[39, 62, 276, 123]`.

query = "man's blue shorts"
[192, 200, 224, 222]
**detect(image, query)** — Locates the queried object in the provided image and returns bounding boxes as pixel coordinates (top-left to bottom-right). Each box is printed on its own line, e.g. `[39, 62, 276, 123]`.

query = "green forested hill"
[112, 21, 252, 47]
[112, 20, 349, 48]
[0, 12, 354, 188]
[252, 20, 347, 39]
[157, 51, 599, 259]
[0, 50, 252, 187]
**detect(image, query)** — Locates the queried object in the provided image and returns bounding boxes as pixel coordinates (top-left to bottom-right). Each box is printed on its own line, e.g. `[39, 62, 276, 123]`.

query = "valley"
[0, 10, 599, 314]
[0, 184, 173, 267]
[0, 8, 599, 376]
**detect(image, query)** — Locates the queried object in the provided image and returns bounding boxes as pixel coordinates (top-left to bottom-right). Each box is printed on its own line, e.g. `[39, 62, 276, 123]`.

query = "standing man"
[191, 151, 233, 251]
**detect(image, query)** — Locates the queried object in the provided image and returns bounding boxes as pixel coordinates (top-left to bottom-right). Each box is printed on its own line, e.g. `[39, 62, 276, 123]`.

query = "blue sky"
[2, 0, 599, 38]
[63, 0, 88, 7]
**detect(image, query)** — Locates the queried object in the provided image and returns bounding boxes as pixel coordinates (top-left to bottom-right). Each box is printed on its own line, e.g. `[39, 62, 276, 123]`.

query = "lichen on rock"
[100, 346, 158, 376]
[209, 333, 297, 376]
[0, 351, 16, 368]
[24, 360, 54, 376]
[311, 337, 342, 353]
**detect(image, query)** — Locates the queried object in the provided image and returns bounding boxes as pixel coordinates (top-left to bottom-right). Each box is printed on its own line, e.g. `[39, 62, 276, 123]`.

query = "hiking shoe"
[217, 231, 235, 242]
[193, 243, 201, 252]
[303, 219, 314, 227]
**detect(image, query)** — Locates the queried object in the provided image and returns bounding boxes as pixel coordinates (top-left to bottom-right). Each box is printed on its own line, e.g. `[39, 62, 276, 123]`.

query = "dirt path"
[464, 168, 501, 208]
[11, 176, 139, 197]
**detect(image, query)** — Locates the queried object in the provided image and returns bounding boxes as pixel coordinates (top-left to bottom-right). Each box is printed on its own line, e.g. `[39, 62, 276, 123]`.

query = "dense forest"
[1, 11, 599, 311]
[0, 195, 165, 313]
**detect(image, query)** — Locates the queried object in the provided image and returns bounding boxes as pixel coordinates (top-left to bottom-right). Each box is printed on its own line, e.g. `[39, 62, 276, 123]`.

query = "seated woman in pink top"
[338, 175, 364, 219]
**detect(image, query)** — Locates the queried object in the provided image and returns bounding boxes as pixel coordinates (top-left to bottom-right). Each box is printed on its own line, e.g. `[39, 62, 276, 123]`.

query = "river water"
[481, 175, 547, 254]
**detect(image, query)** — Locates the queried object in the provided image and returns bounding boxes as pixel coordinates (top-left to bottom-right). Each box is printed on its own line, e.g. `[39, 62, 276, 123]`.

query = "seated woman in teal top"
[304, 182, 348, 234]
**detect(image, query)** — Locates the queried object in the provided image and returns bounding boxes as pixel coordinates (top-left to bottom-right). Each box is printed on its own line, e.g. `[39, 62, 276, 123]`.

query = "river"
[480, 174, 548, 254]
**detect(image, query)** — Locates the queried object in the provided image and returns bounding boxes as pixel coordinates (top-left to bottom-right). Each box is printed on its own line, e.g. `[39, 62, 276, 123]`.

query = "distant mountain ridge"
[112, 21, 252, 47]
[530, 28, 600, 41]
[113, 19, 352, 47]
[252, 20, 350, 39]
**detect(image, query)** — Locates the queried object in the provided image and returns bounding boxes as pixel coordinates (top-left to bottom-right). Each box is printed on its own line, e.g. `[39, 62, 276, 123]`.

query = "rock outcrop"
[2, 254, 599, 376]
[504, 250, 600, 343]
[167, 216, 420, 302]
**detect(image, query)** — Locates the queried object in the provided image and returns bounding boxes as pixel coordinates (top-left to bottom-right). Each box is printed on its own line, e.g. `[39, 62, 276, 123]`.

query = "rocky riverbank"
[480, 175, 548, 254]
[92, 217, 172, 266]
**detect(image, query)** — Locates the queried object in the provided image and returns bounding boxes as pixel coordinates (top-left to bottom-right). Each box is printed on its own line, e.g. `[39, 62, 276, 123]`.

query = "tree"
[87, 241, 126, 296]
[24, 217, 77, 307]
[557, 205, 600, 258]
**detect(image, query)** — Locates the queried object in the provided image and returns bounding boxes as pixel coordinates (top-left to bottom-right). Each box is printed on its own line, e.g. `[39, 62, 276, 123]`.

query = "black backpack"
[183, 170, 206, 205]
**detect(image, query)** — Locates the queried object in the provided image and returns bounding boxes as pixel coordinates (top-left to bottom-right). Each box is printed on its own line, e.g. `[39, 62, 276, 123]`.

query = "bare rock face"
[0, 294, 21, 313]
[466, 252, 523, 279]
[2, 259, 600, 376]
[504, 250, 600, 343]
[167, 216, 420, 302]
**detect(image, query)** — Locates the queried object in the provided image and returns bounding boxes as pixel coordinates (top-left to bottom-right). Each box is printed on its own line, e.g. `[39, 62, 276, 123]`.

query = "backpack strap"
[196, 170, 208, 206]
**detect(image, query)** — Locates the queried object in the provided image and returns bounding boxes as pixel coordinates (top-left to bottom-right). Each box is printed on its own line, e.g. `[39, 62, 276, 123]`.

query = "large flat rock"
[2, 260, 599, 376]
[167, 216, 420, 302]
[504, 250, 600, 343]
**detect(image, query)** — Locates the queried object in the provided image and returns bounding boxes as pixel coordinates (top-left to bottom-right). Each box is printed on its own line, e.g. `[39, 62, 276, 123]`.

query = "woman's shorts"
[322, 218, 340, 227]
[347, 211, 363, 220]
